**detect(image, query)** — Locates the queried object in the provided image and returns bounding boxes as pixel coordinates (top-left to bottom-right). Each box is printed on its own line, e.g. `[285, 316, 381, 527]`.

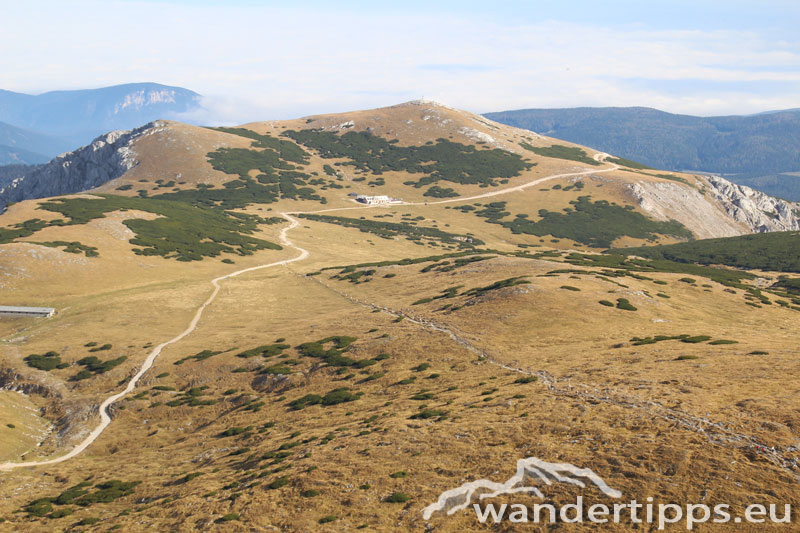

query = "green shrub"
[616, 298, 638, 311]
[424, 186, 460, 198]
[318, 515, 337, 524]
[389, 471, 408, 478]
[267, 476, 290, 490]
[680, 335, 711, 344]
[23, 352, 63, 371]
[49, 507, 74, 518]
[218, 513, 240, 522]
[410, 409, 447, 420]
[514, 376, 537, 384]
[708, 339, 738, 345]
[598, 300, 614, 307]
[301, 489, 319, 498]
[675, 355, 699, 361]
[385, 492, 410, 503]
[560, 285, 580, 291]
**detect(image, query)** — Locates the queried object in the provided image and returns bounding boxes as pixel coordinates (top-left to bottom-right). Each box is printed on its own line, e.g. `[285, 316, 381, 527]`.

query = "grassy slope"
[1, 108, 799, 531]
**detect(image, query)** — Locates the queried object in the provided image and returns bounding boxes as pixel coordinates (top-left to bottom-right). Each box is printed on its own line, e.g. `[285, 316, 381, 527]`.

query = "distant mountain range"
[0, 83, 201, 164]
[484, 107, 800, 200]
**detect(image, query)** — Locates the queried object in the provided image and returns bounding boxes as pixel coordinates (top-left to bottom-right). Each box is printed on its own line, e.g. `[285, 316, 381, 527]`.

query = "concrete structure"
[355, 194, 402, 205]
[0, 306, 55, 318]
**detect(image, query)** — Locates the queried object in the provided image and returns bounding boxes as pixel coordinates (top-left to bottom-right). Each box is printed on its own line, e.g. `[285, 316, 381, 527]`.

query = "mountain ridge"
[0, 83, 201, 159]
[484, 106, 800, 199]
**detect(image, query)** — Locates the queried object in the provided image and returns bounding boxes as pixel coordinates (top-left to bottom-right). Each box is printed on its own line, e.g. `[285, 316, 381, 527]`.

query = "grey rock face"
[0, 121, 164, 210]
[702, 175, 800, 233]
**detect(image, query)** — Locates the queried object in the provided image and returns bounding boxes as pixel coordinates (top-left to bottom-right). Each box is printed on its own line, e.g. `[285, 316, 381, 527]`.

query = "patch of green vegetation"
[479, 197, 692, 248]
[219, 426, 251, 437]
[36, 241, 99, 257]
[562, 252, 754, 289]
[610, 232, 800, 273]
[385, 492, 410, 503]
[0, 218, 49, 244]
[333, 268, 376, 284]
[288, 388, 362, 410]
[675, 355, 699, 361]
[23, 351, 65, 371]
[680, 335, 712, 343]
[21, 480, 140, 517]
[211, 127, 309, 163]
[165, 386, 216, 407]
[520, 142, 601, 166]
[616, 298, 637, 311]
[560, 285, 581, 291]
[646, 172, 692, 186]
[71, 355, 127, 380]
[423, 185, 459, 198]
[420, 255, 493, 273]
[598, 300, 614, 307]
[88, 343, 112, 352]
[319, 515, 337, 524]
[236, 343, 290, 359]
[514, 376, 537, 384]
[33, 194, 281, 261]
[297, 214, 482, 247]
[708, 339, 738, 345]
[174, 349, 223, 365]
[463, 276, 531, 297]
[296, 336, 363, 368]
[267, 476, 290, 489]
[630, 334, 689, 345]
[607, 156, 651, 169]
[322, 250, 498, 272]
[284, 129, 533, 186]
[773, 277, 800, 293]
[409, 408, 446, 420]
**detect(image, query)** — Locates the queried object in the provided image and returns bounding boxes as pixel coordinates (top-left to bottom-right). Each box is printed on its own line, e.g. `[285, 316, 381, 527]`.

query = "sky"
[2, 0, 799, 122]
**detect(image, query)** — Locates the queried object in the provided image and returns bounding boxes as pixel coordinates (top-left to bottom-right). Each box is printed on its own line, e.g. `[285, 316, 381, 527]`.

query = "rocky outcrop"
[701, 175, 800, 233]
[627, 181, 745, 239]
[0, 121, 164, 211]
[628, 174, 800, 239]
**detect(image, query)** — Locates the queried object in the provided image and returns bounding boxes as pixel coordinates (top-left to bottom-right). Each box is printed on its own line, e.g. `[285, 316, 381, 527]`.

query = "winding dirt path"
[0, 162, 616, 471]
[0, 214, 308, 471]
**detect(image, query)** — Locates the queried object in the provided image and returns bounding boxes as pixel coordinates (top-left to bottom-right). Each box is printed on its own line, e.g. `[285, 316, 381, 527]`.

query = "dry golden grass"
[0, 103, 795, 531]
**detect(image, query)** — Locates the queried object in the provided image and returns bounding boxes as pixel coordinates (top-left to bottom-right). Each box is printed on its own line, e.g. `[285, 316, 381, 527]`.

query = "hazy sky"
[3, 0, 799, 122]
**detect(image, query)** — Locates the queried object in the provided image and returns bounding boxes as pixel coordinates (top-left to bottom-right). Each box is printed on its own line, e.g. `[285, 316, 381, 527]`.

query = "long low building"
[355, 194, 402, 205]
[0, 306, 56, 318]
